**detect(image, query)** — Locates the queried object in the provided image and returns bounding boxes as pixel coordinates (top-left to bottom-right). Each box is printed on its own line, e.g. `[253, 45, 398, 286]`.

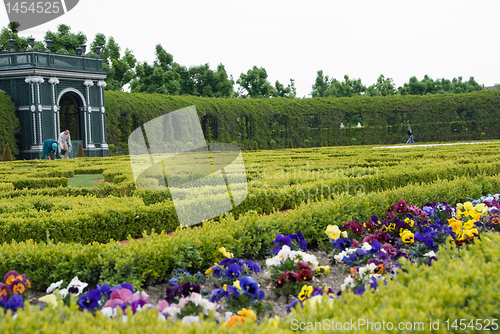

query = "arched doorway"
[57, 89, 86, 141]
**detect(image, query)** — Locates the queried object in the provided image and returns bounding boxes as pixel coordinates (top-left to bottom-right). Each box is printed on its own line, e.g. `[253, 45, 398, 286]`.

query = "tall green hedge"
[0, 92, 19, 157]
[103, 90, 500, 151]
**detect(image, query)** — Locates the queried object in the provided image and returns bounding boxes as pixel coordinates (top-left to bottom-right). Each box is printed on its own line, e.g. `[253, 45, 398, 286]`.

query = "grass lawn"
[68, 174, 106, 188]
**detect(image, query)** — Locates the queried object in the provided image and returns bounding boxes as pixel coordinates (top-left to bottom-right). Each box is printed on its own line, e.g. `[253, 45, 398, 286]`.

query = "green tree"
[44, 24, 86, 54]
[236, 66, 274, 98]
[130, 44, 181, 95]
[87, 34, 137, 91]
[0, 22, 28, 51]
[273, 79, 296, 98]
[311, 70, 330, 97]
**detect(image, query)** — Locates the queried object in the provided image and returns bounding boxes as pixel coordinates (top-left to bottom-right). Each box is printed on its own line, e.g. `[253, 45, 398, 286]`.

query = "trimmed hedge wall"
[0, 92, 19, 158]
[104, 90, 500, 151]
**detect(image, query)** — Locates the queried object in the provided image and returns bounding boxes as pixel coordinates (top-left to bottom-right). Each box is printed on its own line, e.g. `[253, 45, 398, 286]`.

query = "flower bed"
[2, 194, 500, 331]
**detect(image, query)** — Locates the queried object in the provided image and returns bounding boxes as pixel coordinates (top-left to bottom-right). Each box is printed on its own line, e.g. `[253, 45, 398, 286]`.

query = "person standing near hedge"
[58, 129, 72, 159]
[407, 127, 414, 144]
[41, 139, 61, 160]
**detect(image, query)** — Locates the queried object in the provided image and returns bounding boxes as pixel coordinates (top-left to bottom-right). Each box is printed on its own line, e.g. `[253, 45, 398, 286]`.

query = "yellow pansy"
[475, 203, 486, 213]
[464, 228, 478, 238]
[316, 266, 330, 274]
[219, 247, 233, 258]
[456, 203, 464, 210]
[325, 225, 342, 240]
[447, 217, 463, 233]
[237, 308, 257, 320]
[463, 219, 476, 230]
[233, 280, 241, 290]
[400, 229, 414, 243]
[404, 217, 415, 228]
[341, 231, 348, 238]
[39, 294, 58, 308]
[298, 285, 313, 301]
[464, 202, 473, 210]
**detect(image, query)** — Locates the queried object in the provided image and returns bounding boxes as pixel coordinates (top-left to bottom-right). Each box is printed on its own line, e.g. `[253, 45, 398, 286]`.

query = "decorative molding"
[0, 69, 107, 80]
[102, 114, 105, 142]
[32, 113, 36, 145]
[56, 88, 87, 107]
[54, 114, 57, 139]
[18, 106, 30, 110]
[48, 77, 60, 85]
[53, 105, 58, 112]
[97, 80, 106, 87]
[25, 76, 44, 84]
[101, 106, 105, 113]
[38, 113, 42, 144]
[36, 83, 41, 104]
[37, 105, 42, 112]
[30, 105, 35, 112]
[42, 107, 52, 110]
[83, 79, 94, 87]
[88, 112, 92, 143]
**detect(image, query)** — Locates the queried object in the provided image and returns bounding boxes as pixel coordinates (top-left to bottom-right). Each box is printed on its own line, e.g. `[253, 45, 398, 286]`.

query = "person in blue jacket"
[41, 139, 62, 160]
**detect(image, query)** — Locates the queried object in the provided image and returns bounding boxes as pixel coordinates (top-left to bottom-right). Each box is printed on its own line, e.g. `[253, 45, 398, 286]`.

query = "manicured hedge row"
[0, 196, 179, 244]
[11, 177, 68, 190]
[2, 161, 498, 245]
[104, 90, 500, 151]
[0, 174, 497, 289]
[0, 182, 136, 199]
[2, 234, 498, 333]
[0, 183, 13, 192]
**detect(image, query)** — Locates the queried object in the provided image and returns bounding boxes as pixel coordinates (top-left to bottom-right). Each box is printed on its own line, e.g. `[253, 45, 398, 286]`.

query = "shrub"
[77, 143, 85, 158]
[287, 139, 294, 149]
[1, 143, 13, 161]
[321, 138, 327, 147]
[252, 141, 259, 150]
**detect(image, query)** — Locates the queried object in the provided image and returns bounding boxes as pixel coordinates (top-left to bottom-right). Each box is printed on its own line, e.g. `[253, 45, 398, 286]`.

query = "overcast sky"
[1, 0, 499, 97]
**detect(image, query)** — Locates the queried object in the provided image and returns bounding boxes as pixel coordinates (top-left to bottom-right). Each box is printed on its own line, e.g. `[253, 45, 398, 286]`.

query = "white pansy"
[182, 316, 201, 326]
[46, 280, 64, 293]
[424, 251, 437, 258]
[58, 288, 68, 299]
[366, 263, 377, 272]
[163, 306, 181, 322]
[341, 276, 355, 291]
[334, 251, 347, 263]
[66, 277, 88, 296]
[101, 307, 117, 318]
[362, 242, 372, 251]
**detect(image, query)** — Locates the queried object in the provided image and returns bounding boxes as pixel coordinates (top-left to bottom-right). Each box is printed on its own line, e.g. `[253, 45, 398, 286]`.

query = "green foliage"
[44, 24, 86, 54]
[130, 44, 233, 97]
[87, 33, 137, 91]
[287, 139, 294, 149]
[321, 138, 327, 147]
[1, 143, 12, 161]
[0, 92, 19, 157]
[236, 66, 274, 98]
[252, 140, 259, 150]
[103, 89, 500, 150]
[77, 143, 85, 158]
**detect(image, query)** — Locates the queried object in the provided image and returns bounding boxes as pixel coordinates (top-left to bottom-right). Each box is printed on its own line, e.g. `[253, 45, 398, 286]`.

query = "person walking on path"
[407, 127, 414, 144]
[41, 139, 61, 160]
[58, 130, 72, 159]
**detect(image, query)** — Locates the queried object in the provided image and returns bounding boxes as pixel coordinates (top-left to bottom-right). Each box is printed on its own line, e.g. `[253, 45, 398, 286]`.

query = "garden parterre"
[1, 143, 500, 330]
